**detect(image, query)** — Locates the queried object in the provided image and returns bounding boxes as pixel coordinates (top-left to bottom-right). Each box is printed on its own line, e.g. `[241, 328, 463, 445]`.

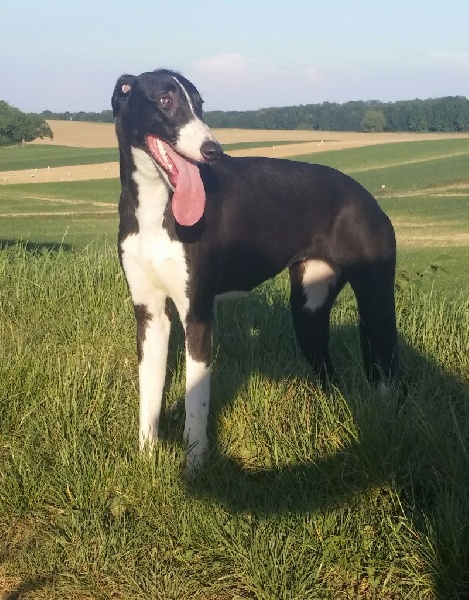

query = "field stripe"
[378, 183, 469, 198]
[15, 195, 115, 208]
[0, 162, 119, 185]
[3, 210, 115, 217]
[348, 151, 469, 174]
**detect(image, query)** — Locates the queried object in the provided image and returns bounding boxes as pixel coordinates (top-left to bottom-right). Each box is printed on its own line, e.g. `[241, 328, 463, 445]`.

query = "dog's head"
[112, 69, 223, 163]
[112, 69, 223, 226]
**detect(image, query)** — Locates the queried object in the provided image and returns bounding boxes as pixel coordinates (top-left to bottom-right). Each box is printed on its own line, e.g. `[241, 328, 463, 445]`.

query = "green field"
[0, 145, 118, 172]
[1, 138, 468, 298]
[0, 179, 120, 248]
[1, 139, 469, 599]
[295, 138, 469, 300]
[295, 138, 469, 180]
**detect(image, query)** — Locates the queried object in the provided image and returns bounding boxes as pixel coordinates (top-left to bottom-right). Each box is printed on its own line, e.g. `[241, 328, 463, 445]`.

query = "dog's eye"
[159, 96, 173, 109]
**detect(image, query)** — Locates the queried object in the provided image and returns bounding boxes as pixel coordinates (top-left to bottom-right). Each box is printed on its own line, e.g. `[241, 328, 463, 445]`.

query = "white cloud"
[191, 58, 331, 110]
[432, 51, 469, 68]
[196, 53, 247, 74]
[304, 67, 324, 86]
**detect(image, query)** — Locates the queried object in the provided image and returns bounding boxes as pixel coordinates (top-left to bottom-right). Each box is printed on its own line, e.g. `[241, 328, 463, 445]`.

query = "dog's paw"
[183, 443, 207, 480]
[139, 432, 158, 454]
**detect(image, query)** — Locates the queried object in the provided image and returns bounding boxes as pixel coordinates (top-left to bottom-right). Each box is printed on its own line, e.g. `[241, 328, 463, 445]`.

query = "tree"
[0, 101, 53, 145]
[361, 109, 386, 132]
[405, 101, 428, 132]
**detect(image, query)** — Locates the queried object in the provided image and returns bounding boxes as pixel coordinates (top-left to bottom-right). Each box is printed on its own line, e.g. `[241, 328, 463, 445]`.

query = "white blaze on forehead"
[171, 75, 220, 163]
[171, 75, 197, 118]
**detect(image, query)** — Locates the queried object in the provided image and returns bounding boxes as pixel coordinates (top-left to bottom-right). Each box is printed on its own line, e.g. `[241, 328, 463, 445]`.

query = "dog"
[112, 69, 398, 474]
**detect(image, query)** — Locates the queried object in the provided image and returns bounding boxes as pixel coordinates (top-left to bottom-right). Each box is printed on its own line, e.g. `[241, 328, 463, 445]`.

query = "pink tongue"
[145, 135, 206, 226]
[163, 143, 206, 227]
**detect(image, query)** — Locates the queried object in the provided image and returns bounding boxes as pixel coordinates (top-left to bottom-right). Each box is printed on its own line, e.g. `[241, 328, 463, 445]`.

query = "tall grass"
[1, 243, 468, 599]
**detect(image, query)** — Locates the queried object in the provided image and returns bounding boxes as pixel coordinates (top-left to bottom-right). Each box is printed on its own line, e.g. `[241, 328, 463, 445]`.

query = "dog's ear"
[112, 74, 135, 117]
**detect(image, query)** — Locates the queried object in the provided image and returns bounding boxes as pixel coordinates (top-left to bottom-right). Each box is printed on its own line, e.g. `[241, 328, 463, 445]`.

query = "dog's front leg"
[183, 314, 212, 475]
[135, 295, 171, 451]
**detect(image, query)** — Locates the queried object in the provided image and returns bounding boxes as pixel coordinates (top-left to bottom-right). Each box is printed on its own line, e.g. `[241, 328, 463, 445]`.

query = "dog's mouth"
[145, 134, 205, 227]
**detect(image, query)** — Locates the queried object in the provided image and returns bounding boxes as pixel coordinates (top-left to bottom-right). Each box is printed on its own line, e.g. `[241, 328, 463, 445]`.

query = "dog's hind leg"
[289, 260, 344, 384]
[347, 260, 398, 385]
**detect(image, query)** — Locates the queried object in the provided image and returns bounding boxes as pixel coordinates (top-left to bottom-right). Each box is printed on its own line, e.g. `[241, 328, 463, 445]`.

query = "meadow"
[0, 146, 118, 173]
[0, 132, 468, 599]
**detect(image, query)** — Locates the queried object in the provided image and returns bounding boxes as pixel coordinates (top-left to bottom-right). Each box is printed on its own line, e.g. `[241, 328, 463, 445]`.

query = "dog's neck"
[130, 147, 171, 234]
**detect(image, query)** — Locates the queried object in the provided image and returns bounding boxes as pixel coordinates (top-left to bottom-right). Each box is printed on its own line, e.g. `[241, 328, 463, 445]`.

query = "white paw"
[183, 436, 208, 479]
[139, 430, 158, 453]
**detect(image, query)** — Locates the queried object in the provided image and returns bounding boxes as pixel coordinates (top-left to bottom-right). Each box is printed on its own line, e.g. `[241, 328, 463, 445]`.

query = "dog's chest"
[125, 148, 190, 305]
[141, 230, 187, 294]
[120, 227, 189, 314]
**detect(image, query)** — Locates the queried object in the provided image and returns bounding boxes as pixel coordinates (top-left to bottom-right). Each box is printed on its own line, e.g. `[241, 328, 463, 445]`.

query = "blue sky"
[2, 0, 468, 113]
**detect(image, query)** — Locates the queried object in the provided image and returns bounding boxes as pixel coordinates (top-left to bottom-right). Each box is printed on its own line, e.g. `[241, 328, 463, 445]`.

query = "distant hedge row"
[204, 96, 469, 132]
[39, 95, 469, 133]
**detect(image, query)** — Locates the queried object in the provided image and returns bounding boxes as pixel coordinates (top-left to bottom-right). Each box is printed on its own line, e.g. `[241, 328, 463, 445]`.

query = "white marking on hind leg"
[302, 260, 338, 312]
[377, 380, 389, 396]
[183, 348, 211, 475]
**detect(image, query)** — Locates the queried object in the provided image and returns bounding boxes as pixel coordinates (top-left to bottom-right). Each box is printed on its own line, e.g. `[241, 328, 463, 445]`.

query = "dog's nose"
[200, 140, 223, 162]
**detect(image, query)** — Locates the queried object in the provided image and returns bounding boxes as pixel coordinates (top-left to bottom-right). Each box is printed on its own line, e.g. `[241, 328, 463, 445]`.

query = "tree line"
[38, 96, 469, 133]
[39, 109, 114, 124]
[1, 95, 469, 146]
[203, 96, 469, 133]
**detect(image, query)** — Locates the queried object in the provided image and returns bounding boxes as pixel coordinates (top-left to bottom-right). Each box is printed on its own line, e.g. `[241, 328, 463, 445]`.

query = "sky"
[2, 0, 469, 114]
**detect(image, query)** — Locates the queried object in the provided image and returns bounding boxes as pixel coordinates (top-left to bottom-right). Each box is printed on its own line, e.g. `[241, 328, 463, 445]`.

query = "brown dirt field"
[30, 120, 118, 148]
[225, 130, 469, 158]
[2, 120, 469, 185]
[33, 120, 469, 149]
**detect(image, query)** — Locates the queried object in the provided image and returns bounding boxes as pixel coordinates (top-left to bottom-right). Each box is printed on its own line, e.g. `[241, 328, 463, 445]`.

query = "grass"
[0, 243, 468, 599]
[0, 179, 120, 249]
[295, 138, 469, 197]
[0, 179, 120, 204]
[1, 138, 467, 296]
[294, 138, 469, 178]
[0, 145, 118, 172]
[0, 141, 313, 172]
[0, 136, 469, 598]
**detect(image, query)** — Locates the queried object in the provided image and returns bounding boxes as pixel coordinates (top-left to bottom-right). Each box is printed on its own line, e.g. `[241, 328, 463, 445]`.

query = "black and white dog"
[112, 69, 398, 474]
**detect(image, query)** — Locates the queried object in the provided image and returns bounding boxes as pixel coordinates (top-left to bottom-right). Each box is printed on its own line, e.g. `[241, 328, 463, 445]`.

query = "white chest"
[122, 148, 190, 311]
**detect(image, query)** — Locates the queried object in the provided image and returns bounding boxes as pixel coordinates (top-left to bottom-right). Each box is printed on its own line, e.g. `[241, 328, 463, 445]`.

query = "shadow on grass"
[162, 287, 469, 598]
[0, 239, 74, 253]
[1, 577, 55, 600]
